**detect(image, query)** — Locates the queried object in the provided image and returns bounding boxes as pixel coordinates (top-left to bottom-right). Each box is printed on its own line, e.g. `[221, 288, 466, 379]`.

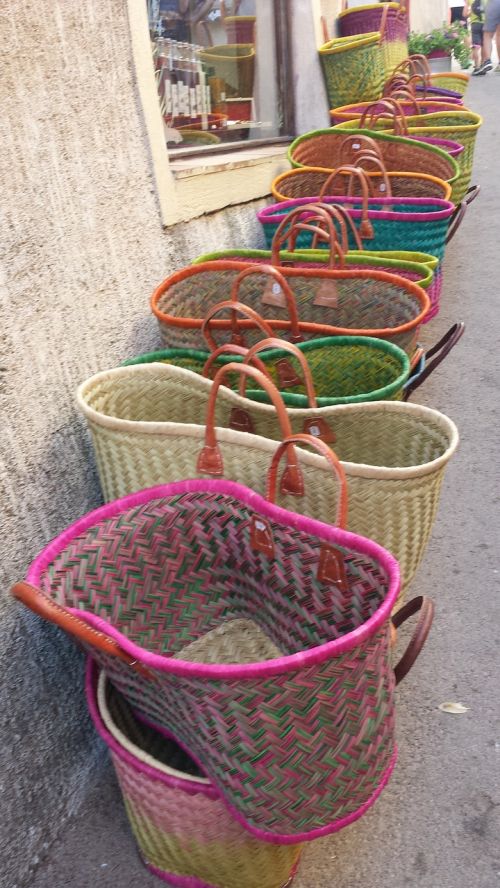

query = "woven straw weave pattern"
[430, 74, 469, 96]
[319, 36, 385, 108]
[99, 677, 301, 888]
[259, 200, 452, 262]
[289, 130, 458, 185]
[273, 169, 450, 201]
[155, 268, 425, 353]
[43, 491, 396, 837]
[332, 115, 481, 203]
[79, 366, 458, 594]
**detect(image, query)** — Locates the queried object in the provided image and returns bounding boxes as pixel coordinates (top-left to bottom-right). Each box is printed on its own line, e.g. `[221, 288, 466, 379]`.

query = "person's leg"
[471, 24, 483, 69]
[496, 24, 500, 68]
[474, 0, 500, 71]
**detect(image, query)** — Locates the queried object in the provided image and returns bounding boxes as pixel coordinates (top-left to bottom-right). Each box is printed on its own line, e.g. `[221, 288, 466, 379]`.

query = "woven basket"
[330, 99, 463, 125]
[86, 662, 302, 888]
[198, 44, 255, 97]
[76, 360, 459, 594]
[151, 262, 430, 355]
[288, 128, 459, 189]
[224, 15, 256, 43]
[337, 2, 408, 77]
[258, 197, 455, 262]
[332, 109, 482, 204]
[14, 430, 438, 841]
[272, 166, 452, 202]
[319, 33, 385, 108]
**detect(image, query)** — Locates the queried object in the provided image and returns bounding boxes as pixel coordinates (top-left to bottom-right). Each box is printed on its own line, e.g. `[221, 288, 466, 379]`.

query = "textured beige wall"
[0, 1, 267, 885]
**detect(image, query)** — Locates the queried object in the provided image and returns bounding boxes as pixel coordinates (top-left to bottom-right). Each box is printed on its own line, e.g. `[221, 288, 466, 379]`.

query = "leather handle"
[202, 343, 273, 382]
[230, 265, 303, 343]
[307, 201, 365, 250]
[270, 202, 347, 259]
[197, 362, 304, 496]
[444, 186, 480, 246]
[346, 153, 392, 199]
[338, 134, 384, 166]
[403, 322, 465, 400]
[266, 434, 348, 529]
[391, 595, 435, 685]
[239, 337, 318, 406]
[202, 300, 275, 352]
[318, 164, 372, 201]
[11, 581, 150, 674]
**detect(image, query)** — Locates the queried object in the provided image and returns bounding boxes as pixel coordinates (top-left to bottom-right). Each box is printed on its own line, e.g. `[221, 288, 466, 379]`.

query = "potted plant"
[408, 24, 471, 72]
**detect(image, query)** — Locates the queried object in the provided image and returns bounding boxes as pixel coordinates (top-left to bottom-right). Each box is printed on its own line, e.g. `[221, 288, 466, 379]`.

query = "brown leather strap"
[239, 337, 318, 405]
[309, 202, 365, 250]
[197, 362, 303, 495]
[392, 595, 435, 685]
[350, 153, 393, 198]
[445, 188, 480, 245]
[338, 134, 384, 165]
[230, 265, 303, 343]
[266, 434, 348, 528]
[11, 581, 152, 676]
[403, 322, 465, 400]
[271, 203, 344, 259]
[319, 165, 372, 202]
[202, 343, 273, 382]
[202, 300, 275, 352]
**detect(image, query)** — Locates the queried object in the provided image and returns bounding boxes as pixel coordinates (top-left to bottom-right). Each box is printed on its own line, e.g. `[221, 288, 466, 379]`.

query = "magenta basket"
[337, 2, 408, 41]
[410, 135, 465, 161]
[86, 661, 302, 888]
[13, 434, 433, 842]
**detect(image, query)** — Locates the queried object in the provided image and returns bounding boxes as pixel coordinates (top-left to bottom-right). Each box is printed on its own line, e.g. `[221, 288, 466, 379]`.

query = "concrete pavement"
[28, 76, 500, 888]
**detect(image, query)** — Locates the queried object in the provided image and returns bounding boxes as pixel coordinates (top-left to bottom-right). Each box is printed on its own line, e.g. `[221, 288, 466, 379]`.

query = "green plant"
[408, 23, 471, 69]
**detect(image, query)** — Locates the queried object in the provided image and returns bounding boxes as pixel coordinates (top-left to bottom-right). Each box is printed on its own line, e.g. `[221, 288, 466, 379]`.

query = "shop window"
[147, 0, 294, 155]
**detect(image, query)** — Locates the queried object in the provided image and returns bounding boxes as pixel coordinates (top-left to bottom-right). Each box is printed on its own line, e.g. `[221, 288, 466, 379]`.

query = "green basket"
[319, 33, 385, 109]
[124, 335, 410, 407]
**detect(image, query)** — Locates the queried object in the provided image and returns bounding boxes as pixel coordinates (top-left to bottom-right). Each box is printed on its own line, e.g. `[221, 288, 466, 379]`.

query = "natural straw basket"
[75, 360, 459, 595]
[86, 661, 302, 888]
[319, 32, 385, 108]
[271, 165, 452, 202]
[13, 431, 436, 840]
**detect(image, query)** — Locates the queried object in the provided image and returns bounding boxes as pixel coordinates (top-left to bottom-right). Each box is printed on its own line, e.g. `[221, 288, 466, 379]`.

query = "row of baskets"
[12, 11, 478, 888]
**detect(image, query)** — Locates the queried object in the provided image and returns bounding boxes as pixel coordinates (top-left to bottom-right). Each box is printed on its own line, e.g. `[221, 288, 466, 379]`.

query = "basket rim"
[150, 259, 431, 335]
[288, 129, 460, 183]
[319, 32, 381, 54]
[337, 2, 402, 17]
[331, 100, 463, 119]
[271, 167, 452, 202]
[27, 476, 401, 679]
[77, 364, 459, 480]
[191, 248, 436, 288]
[87, 663, 214, 791]
[333, 112, 483, 133]
[257, 194, 455, 223]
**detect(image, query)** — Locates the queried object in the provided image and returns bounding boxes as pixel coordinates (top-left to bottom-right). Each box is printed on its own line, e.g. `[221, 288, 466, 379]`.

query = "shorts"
[485, 0, 500, 31]
[471, 22, 483, 46]
[450, 6, 466, 25]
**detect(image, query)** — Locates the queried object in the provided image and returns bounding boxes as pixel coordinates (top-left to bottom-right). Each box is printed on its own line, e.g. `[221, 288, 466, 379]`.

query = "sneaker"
[472, 59, 493, 75]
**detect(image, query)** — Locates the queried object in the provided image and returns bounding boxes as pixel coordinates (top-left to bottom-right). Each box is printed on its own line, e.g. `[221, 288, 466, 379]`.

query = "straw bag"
[224, 15, 256, 44]
[198, 44, 255, 97]
[272, 163, 452, 202]
[76, 358, 459, 594]
[332, 103, 482, 204]
[12, 432, 436, 841]
[87, 662, 302, 888]
[319, 32, 386, 109]
[288, 129, 459, 187]
[151, 252, 430, 355]
[195, 202, 441, 325]
[336, 2, 408, 77]
[330, 98, 464, 125]
[391, 55, 469, 98]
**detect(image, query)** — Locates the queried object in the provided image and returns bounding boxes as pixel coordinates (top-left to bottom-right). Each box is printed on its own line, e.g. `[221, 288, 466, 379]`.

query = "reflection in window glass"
[147, 1, 283, 151]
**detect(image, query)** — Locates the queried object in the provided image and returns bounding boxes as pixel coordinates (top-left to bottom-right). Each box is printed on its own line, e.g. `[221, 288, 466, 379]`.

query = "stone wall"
[0, 2, 267, 885]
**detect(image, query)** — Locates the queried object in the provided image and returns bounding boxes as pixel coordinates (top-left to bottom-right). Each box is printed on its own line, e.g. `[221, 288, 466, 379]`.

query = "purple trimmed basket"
[14, 432, 434, 842]
[86, 661, 302, 888]
[337, 2, 408, 41]
[410, 135, 465, 161]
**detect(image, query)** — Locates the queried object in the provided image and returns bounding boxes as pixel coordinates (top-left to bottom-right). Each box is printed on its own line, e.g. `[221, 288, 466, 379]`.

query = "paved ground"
[29, 77, 500, 888]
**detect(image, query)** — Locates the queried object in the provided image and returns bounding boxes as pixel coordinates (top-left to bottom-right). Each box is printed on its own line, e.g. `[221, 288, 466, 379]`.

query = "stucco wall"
[0, 2, 269, 885]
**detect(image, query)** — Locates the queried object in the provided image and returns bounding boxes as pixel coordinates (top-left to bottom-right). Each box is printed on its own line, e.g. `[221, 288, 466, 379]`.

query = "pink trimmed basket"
[86, 661, 302, 888]
[13, 434, 433, 842]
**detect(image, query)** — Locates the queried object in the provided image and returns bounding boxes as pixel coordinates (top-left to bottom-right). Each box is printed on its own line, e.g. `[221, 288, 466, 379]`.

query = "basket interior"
[39, 491, 391, 659]
[159, 268, 425, 333]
